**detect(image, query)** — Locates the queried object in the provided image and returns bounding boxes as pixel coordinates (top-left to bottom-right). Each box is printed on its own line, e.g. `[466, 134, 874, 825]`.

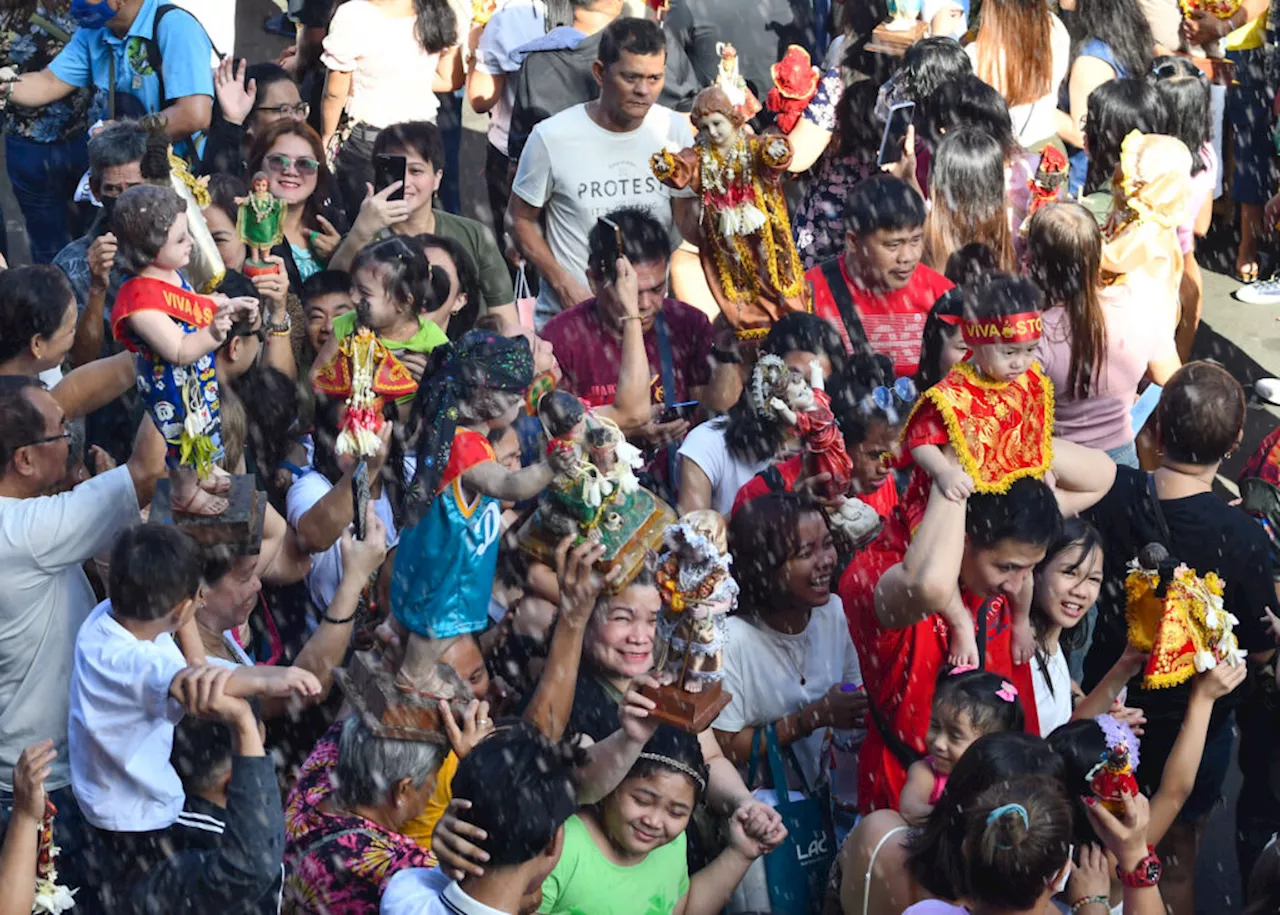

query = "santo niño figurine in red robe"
[759, 355, 853, 498]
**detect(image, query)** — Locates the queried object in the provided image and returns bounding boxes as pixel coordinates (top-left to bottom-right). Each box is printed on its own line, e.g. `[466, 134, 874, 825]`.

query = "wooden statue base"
[516, 487, 675, 594]
[866, 20, 928, 56]
[639, 680, 732, 733]
[151, 474, 266, 554]
[333, 650, 454, 743]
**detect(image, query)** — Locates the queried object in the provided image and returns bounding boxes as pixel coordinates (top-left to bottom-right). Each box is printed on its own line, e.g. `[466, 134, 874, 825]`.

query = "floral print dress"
[0, 3, 90, 143]
[791, 68, 877, 269]
[283, 723, 437, 913]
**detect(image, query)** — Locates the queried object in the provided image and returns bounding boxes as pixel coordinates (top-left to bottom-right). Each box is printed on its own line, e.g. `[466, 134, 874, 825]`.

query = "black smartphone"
[374, 154, 407, 200]
[877, 101, 916, 167]
[658, 400, 699, 424]
[597, 216, 623, 283]
[352, 461, 370, 540]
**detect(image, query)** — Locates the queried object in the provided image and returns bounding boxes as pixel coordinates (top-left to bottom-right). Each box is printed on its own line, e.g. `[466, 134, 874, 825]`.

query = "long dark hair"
[1083, 78, 1168, 195]
[413, 233, 482, 341]
[1030, 516, 1104, 698]
[727, 492, 827, 612]
[914, 244, 995, 391]
[831, 77, 881, 161]
[412, 0, 458, 53]
[1150, 55, 1212, 176]
[1026, 203, 1107, 398]
[1063, 0, 1154, 81]
[924, 76, 1021, 162]
[925, 128, 1014, 272]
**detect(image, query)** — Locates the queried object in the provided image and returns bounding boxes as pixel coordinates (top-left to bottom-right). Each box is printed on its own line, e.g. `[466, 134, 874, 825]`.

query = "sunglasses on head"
[265, 153, 319, 176]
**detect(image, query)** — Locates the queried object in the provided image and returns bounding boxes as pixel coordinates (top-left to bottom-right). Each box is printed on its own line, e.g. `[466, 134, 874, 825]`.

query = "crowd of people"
[3, 0, 1280, 913]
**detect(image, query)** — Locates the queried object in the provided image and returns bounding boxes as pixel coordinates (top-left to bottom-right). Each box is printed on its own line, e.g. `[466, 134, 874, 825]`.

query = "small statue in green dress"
[235, 172, 287, 270]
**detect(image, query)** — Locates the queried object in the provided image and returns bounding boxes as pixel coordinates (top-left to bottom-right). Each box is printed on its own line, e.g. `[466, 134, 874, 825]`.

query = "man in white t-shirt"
[508, 16, 696, 327]
[0, 376, 164, 910]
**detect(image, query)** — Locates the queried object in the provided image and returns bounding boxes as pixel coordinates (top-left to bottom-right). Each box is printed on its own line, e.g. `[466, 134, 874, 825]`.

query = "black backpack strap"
[146, 4, 225, 107]
[760, 464, 787, 493]
[865, 694, 923, 770]
[817, 256, 869, 354]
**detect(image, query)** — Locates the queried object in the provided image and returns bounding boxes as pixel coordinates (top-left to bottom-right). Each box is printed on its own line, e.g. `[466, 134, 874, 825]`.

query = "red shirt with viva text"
[540, 297, 714, 408]
[807, 257, 953, 378]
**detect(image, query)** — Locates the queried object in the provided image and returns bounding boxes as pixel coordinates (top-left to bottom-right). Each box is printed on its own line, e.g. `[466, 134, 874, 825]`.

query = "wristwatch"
[1116, 845, 1161, 888]
[266, 311, 292, 337]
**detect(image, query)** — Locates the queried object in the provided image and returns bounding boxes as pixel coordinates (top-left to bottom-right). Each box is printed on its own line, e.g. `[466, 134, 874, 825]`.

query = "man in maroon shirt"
[541, 207, 737, 445]
[806, 175, 952, 377]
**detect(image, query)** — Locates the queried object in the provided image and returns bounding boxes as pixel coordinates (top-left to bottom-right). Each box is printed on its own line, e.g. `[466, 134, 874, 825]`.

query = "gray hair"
[333, 714, 446, 808]
[88, 120, 149, 183]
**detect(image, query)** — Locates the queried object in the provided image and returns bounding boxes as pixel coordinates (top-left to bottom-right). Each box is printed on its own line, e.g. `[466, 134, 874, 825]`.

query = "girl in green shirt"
[539, 730, 773, 915]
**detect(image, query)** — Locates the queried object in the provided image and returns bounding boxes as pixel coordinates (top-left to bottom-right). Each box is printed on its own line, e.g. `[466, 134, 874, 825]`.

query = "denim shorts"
[1227, 48, 1274, 205]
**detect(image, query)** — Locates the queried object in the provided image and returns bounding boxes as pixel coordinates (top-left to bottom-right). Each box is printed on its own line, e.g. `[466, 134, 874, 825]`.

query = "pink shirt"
[1177, 143, 1218, 254]
[1037, 289, 1178, 450]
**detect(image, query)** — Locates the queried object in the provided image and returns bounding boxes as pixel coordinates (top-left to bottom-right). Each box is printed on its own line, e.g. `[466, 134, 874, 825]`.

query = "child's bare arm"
[1050, 438, 1117, 517]
[912, 443, 974, 501]
[899, 760, 936, 825]
[224, 664, 322, 701]
[462, 459, 555, 502]
[126, 311, 222, 365]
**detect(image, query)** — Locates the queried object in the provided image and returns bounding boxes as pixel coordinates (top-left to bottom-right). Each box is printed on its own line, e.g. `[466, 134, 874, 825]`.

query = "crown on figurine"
[1124, 543, 1245, 689]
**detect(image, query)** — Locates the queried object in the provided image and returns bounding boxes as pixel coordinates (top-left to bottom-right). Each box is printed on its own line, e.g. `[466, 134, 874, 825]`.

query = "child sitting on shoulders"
[898, 275, 1106, 667]
[900, 667, 1026, 824]
[68, 524, 320, 898]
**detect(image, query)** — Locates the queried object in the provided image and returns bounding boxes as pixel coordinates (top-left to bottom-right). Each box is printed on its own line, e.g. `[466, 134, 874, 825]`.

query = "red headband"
[961, 312, 1043, 346]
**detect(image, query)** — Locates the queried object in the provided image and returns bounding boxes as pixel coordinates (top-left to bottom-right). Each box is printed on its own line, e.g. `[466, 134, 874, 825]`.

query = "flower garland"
[33, 799, 76, 914]
[698, 137, 805, 306]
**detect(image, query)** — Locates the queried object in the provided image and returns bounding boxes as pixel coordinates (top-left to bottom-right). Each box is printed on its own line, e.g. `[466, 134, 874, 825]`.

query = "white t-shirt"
[285, 469, 400, 619]
[474, 0, 547, 155]
[0, 466, 138, 792]
[68, 600, 189, 832]
[676, 420, 770, 518]
[1032, 645, 1074, 737]
[320, 0, 449, 127]
[714, 595, 862, 790]
[382, 867, 508, 915]
[511, 102, 695, 325]
[966, 14, 1070, 148]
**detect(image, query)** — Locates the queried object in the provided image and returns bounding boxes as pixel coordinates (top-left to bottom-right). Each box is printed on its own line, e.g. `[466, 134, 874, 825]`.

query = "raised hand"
[214, 57, 256, 127]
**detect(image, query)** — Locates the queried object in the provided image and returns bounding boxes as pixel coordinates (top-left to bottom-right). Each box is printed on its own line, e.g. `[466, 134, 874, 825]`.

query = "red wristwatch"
[1116, 845, 1162, 888]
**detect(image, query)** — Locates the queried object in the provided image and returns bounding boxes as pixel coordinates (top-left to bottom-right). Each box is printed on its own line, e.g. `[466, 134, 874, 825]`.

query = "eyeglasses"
[869, 376, 918, 411]
[21, 429, 71, 448]
[258, 102, 310, 118]
[265, 153, 319, 176]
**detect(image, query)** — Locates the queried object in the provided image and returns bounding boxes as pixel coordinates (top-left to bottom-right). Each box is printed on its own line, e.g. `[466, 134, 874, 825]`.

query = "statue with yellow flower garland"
[1124, 543, 1247, 690]
[640, 510, 736, 731]
[651, 86, 808, 344]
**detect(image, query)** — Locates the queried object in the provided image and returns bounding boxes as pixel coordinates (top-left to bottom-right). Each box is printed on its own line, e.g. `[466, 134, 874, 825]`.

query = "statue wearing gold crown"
[312, 325, 417, 457]
[1125, 543, 1247, 690]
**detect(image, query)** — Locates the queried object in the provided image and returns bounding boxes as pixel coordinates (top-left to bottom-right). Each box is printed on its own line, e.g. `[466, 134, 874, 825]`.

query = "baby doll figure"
[111, 184, 259, 515]
[759, 355, 854, 500]
[235, 171, 287, 270]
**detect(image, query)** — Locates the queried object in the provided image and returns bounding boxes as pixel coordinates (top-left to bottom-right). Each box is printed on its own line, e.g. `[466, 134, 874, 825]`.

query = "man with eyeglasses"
[0, 375, 165, 911]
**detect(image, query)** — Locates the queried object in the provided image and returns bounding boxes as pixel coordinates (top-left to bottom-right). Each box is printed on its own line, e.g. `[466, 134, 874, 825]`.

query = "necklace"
[775, 624, 810, 686]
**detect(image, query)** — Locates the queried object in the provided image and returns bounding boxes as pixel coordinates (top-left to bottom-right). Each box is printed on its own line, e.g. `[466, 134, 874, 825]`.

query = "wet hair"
[205, 172, 248, 223]
[830, 76, 881, 160]
[620, 726, 709, 807]
[907, 732, 1067, 900]
[409, 0, 458, 54]
[247, 120, 337, 231]
[761, 312, 849, 375]
[924, 76, 1021, 161]
[934, 667, 1027, 737]
[172, 715, 237, 796]
[827, 352, 898, 445]
[845, 174, 926, 236]
[1027, 203, 1106, 398]
[1063, 0, 1154, 81]
[414, 233, 482, 340]
[0, 266, 75, 365]
[87, 119, 149, 184]
[901, 37, 973, 106]
[0, 375, 47, 477]
[597, 17, 665, 69]
[925, 127, 1015, 272]
[301, 269, 352, 306]
[1083, 78, 1168, 195]
[351, 236, 449, 318]
[1031, 517, 1104, 697]
[375, 120, 447, 173]
[109, 524, 204, 622]
[334, 713, 447, 807]
[960, 777, 1073, 908]
[451, 721, 579, 866]
[1156, 361, 1246, 465]
[112, 184, 187, 275]
[965, 273, 1044, 325]
[1149, 56, 1212, 176]
[728, 491, 828, 611]
[913, 245, 997, 391]
[1046, 717, 1109, 844]
[586, 206, 672, 276]
[966, 477, 1063, 551]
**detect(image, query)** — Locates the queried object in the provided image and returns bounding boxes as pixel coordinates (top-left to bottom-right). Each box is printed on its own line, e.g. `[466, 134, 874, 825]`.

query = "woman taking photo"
[965, 0, 1071, 150]
[922, 127, 1015, 272]
[1056, 0, 1156, 195]
[246, 120, 349, 292]
[320, 0, 464, 223]
[1028, 203, 1180, 468]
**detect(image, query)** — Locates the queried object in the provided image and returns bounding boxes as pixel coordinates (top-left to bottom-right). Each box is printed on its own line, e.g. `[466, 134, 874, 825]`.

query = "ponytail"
[413, 0, 459, 54]
[963, 777, 1073, 910]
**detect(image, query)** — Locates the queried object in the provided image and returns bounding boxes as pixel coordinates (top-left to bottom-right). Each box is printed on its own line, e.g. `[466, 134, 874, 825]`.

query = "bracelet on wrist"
[620, 313, 643, 323]
[321, 608, 358, 625]
[1069, 895, 1110, 913]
